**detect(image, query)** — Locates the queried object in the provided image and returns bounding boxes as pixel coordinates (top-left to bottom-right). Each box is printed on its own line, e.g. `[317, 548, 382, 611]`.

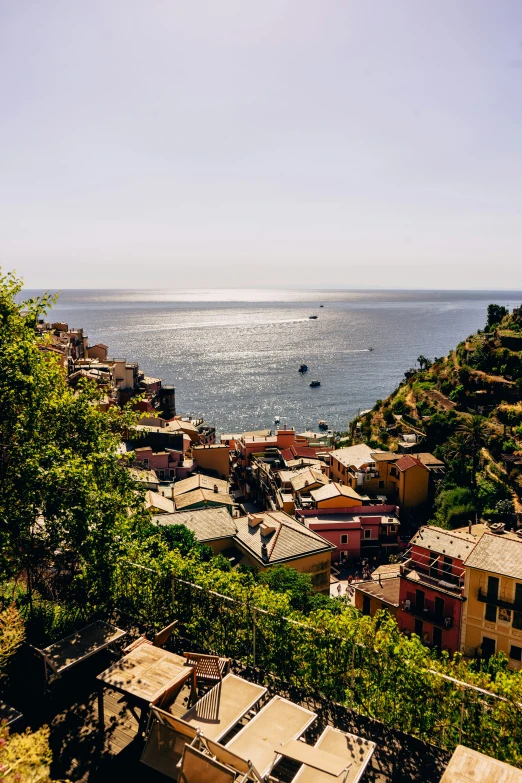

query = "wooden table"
[440, 744, 522, 783]
[96, 644, 196, 735]
[40, 620, 127, 684]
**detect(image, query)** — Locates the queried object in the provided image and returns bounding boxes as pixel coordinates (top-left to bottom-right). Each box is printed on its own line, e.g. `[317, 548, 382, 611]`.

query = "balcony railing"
[477, 587, 522, 611]
[400, 560, 464, 596]
[403, 603, 454, 630]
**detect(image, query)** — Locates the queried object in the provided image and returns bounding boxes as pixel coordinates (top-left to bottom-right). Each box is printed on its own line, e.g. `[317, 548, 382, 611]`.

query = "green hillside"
[345, 303, 522, 528]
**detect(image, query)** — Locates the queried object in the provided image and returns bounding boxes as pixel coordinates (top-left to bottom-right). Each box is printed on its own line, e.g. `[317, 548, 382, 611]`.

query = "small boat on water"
[309, 315, 318, 319]
[274, 415, 280, 425]
[318, 420, 328, 430]
[310, 380, 321, 388]
[320, 304, 324, 307]
[298, 364, 308, 373]
[368, 347, 374, 351]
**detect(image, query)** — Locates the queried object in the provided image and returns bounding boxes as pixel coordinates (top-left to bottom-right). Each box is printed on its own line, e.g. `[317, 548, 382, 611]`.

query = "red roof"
[291, 446, 319, 459]
[280, 445, 320, 461]
[395, 455, 425, 472]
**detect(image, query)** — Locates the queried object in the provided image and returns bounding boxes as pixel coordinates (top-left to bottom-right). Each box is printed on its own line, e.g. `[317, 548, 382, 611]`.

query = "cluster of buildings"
[37, 321, 522, 670]
[353, 523, 522, 669]
[146, 434, 445, 601]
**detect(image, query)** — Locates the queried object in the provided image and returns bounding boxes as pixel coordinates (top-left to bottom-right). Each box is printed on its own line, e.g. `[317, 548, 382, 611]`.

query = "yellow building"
[329, 444, 381, 491]
[328, 446, 431, 510]
[193, 444, 230, 478]
[153, 508, 335, 593]
[310, 482, 365, 509]
[353, 574, 400, 619]
[462, 532, 522, 669]
[393, 455, 430, 509]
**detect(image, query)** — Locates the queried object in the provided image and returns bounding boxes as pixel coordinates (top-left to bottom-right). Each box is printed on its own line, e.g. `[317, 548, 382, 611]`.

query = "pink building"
[134, 446, 184, 480]
[297, 505, 400, 564]
[398, 526, 475, 655]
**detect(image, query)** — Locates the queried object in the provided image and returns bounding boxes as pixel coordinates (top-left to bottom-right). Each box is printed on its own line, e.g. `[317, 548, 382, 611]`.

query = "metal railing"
[113, 560, 522, 765]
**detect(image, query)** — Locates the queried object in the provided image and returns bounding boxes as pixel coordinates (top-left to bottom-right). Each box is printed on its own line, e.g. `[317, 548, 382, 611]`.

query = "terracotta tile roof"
[153, 507, 237, 540]
[395, 455, 427, 472]
[310, 482, 364, 503]
[353, 576, 401, 607]
[411, 526, 477, 560]
[464, 533, 522, 580]
[330, 444, 377, 469]
[289, 468, 329, 493]
[174, 488, 235, 510]
[145, 491, 175, 514]
[280, 445, 324, 462]
[291, 445, 319, 459]
[173, 475, 229, 496]
[234, 511, 334, 564]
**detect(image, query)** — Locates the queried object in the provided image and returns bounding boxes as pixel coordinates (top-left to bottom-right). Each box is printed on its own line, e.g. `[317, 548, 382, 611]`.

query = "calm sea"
[26, 289, 522, 435]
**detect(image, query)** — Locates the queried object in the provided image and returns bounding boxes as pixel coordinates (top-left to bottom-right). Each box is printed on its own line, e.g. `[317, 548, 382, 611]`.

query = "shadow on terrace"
[3, 608, 449, 783]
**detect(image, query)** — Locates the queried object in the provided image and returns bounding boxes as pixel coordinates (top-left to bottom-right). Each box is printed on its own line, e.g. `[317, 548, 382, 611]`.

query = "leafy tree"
[392, 398, 406, 415]
[0, 603, 25, 676]
[432, 486, 475, 529]
[258, 565, 325, 613]
[486, 304, 508, 331]
[457, 415, 488, 490]
[0, 598, 58, 782]
[156, 523, 212, 560]
[417, 355, 432, 370]
[0, 723, 56, 783]
[443, 432, 471, 485]
[0, 270, 148, 612]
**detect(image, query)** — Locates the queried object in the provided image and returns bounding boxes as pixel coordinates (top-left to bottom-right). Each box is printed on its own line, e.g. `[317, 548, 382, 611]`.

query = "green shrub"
[434, 486, 475, 529]
[392, 398, 407, 415]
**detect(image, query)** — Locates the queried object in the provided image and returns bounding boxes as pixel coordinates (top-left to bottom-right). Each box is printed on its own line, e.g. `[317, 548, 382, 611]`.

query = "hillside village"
[34, 307, 522, 668]
[3, 288, 522, 782]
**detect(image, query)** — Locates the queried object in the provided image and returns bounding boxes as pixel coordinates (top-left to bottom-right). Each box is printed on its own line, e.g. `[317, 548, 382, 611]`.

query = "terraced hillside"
[344, 304, 522, 528]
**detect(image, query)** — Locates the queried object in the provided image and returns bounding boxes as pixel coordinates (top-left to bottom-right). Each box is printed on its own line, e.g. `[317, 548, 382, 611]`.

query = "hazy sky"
[1, 1, 522, 289]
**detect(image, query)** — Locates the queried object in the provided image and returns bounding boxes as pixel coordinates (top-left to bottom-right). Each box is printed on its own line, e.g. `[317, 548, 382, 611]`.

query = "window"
[414, 619, 423, 637]
[485, 603, 497, 623]
[389, 525, 396, 533]
[390, 467, 397, 477]
[364, 529, 371, 539]
[159, 470, 165, 478]
[362, 595, 371, 615]
[481, 637, 496, 659]
[515, 583, 522, 609]
[170, 469, 175, 477]
[340, 534, 348, 544]
[442, 556, 452, 577]
[510, 645, 522, 662]
[487, 576, 499, 601]
[143, 458, 149, 465]
[513, 611, 522, 630]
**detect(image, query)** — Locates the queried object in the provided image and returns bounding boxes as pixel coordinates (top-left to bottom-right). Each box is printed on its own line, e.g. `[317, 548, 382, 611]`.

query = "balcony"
[403, 602, 454, 629]
[477, 587, 522, 611]
[400, 559, 464, 597]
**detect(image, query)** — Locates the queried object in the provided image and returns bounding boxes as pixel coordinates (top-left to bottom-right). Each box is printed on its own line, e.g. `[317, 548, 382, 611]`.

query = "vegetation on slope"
[345, 303, 522, 528]
[3, 273, 522, 767]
